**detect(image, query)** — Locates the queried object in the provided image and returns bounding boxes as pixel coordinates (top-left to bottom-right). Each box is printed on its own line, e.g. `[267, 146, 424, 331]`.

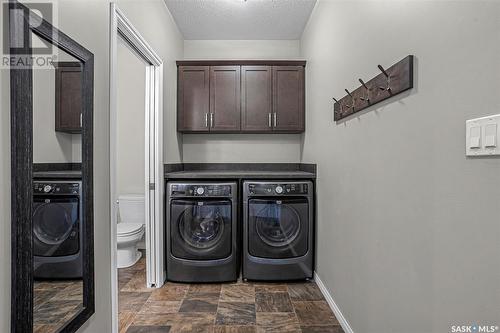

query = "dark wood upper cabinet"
[178, 66, 210, 132]
[54, 62, 82, 133]
[210, 66, 241, 132]
[177, 60, 305, 134]
[272, 66, 305, 132]
[241, 66, 272, 132]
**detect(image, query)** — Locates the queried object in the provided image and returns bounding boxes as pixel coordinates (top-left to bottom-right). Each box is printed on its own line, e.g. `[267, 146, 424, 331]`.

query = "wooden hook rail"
[333, 55, 414, 121]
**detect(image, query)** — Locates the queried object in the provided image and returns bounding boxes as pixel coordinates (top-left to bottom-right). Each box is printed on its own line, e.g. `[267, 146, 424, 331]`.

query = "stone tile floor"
[33, 279, 84, 333]
[119, 256, 344, 333]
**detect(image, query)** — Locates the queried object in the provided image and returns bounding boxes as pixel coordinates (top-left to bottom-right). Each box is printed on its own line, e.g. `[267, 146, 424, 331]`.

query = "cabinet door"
[272, 66, 305, 132]
[178, 66, 210, 132]
[55, 62, 82, 133]
[210, 66, 241, 132]
[241, 66, 272, 132]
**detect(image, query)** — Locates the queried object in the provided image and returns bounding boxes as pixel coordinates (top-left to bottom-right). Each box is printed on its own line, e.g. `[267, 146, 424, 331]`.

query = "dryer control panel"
[247, 183, 309, 196]
[33, 182, 81, 195]
[170, 184, 233, 197]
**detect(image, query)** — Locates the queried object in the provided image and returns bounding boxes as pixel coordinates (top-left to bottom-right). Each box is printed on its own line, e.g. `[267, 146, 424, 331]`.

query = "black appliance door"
[170, 199, 232, 260]
[33, 196, 80, 257]
[248, 198, 308, 259]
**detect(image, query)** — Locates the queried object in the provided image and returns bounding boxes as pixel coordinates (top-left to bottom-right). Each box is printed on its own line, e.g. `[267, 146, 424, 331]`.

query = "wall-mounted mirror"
[9, 2, 94, 333]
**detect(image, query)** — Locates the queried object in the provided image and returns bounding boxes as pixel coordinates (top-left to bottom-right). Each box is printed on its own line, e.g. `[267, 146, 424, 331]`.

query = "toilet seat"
[117, 223, 144, 237]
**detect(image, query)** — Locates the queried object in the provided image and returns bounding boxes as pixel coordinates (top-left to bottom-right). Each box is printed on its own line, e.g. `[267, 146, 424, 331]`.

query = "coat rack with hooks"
[333, 55, 414, 121]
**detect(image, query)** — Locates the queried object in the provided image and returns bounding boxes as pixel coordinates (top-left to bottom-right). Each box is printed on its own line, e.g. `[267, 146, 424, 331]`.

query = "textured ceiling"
[164, 0, 317, 40]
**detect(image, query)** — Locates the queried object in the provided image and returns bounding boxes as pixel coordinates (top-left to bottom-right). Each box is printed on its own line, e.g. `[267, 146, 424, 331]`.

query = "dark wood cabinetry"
[210, 66, 241, 132]
[177, 60, 306, 134]
[272, 66, 304, 132]
[54, 62, 83, 133]
[178, 66, 210, 132]
[241, 66, 272, 132]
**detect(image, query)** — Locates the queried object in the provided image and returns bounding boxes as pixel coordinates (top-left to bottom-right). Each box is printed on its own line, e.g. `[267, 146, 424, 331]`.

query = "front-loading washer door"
[170, 199, 232, 260]
[248, 198, 308, 259]
[33, 196, 80, 257]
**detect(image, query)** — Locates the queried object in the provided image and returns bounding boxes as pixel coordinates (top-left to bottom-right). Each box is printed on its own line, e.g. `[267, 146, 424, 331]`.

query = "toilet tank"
[118, 194, 145, 224]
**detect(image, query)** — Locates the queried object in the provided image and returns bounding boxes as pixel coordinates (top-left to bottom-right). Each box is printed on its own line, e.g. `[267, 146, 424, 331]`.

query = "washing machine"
[243, 180, 314, 281]
[33, 180, 83, 279]
[166, 181, 238, 282]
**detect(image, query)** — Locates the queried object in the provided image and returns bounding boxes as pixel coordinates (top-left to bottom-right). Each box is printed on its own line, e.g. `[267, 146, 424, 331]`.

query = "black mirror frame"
[9, 2, 95, 332]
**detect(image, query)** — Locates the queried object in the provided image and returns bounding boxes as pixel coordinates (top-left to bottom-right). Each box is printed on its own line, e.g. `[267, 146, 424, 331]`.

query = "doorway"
[109, 4, 164, 333]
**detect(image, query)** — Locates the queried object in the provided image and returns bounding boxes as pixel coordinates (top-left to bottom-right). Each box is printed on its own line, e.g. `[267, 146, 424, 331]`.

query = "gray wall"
[184, 40, 300, 60]
[0, 0, 183, 331]
[182, 39, 303, 163]
[182, 134, 302, 163]
[116, 36, 146, 196]
[300, 1, 500, 332]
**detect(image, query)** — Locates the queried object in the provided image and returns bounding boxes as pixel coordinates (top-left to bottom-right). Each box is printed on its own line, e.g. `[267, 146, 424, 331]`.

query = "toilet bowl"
[117, 194, 145, 268]
[117, 223, 144, 268]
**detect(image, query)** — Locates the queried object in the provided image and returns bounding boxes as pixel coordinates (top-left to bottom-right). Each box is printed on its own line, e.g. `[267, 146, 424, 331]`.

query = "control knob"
[43, 185, 52, 193]
[196, 187, 205, 195]
[275, 186, 284, 194]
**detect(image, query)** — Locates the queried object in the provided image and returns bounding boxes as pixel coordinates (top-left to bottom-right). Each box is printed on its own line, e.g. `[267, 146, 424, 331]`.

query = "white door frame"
[109, 3, 165, 333]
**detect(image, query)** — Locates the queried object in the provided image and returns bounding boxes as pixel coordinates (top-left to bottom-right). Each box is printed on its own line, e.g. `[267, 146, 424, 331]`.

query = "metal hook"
[344, 89, 355, 110]
[377, 65, 392, 92]
[358, 79, 370, 103]
[333, 98, 344, 118]
[378, 64, 389, 78]
[359, 78, 368, 89]
[333, 97, 343, 114]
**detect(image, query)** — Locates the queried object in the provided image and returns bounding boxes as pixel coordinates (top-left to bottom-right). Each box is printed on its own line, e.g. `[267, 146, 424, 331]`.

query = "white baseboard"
[314, 272, 354, 333]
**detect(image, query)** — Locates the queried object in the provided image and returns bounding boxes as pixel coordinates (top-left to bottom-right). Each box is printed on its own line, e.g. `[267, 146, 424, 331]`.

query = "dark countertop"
[33, 163, 82, 179]
[33, 170, 82, 179]
[165, 170, 315, 179]
[32, 163, 316, 180]
[165, 163, 316, 180]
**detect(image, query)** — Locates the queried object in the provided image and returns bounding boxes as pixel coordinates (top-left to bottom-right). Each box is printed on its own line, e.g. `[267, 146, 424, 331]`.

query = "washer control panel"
[33, 182, 80, 195]
[247, 183, 309, 196]
[170, 184, 232, 197]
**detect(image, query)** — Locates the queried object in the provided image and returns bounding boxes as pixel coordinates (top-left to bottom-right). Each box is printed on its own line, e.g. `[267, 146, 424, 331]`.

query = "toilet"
[117, 194, 145, 269]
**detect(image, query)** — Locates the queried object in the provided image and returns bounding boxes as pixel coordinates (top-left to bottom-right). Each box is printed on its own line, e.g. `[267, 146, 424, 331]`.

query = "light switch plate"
[466, 114, 500, 156]
[484, 123, 497, 148]
[469, 126, 481, 148]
